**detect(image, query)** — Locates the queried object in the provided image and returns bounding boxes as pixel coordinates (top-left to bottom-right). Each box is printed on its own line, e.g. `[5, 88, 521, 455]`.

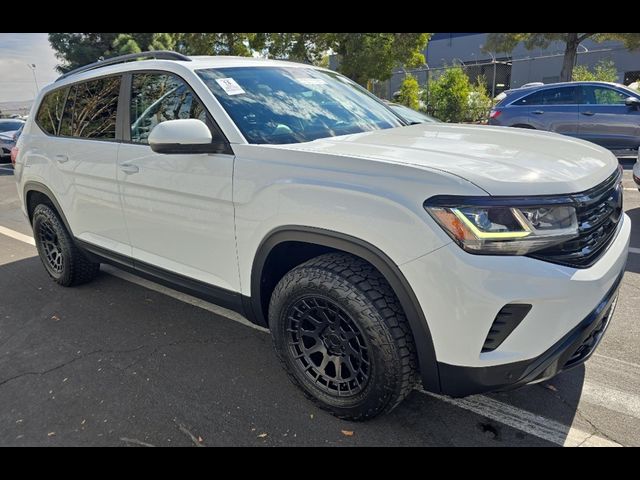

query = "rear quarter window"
[36, 87, 69, 135]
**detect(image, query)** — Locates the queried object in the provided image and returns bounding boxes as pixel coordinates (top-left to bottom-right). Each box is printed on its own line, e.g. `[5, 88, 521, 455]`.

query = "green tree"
[49, 33, 122, 72]
[173, 33, 257, 56]
[49, 33, 172, 72]
[149, 33, 177, 51]
[49, 33, 258, 72]
[483, 33, 640, 83]
[572, 60, 618, 82]
[397, 75, 420, 110]
[112, 34, 142, 55]
[49, 32, 432, 87]
[330, 33, 430, 86]
[259, 33, 331, 64]
[424, 66, 471, 122]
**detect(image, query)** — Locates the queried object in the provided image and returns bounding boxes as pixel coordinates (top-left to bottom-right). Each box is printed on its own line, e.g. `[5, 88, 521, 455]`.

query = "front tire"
[32, 204, 100, 287]
[269, 253, 418, 420]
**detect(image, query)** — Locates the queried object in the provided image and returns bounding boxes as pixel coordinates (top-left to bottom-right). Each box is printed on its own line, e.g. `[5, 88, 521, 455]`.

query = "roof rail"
[55, 50, 191, 82]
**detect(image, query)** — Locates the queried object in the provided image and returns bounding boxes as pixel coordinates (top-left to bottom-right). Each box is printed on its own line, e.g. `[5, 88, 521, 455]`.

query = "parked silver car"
[488, 81, 640, 152]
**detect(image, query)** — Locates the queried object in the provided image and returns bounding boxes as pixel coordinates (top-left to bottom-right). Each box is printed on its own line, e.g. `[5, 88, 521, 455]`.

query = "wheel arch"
[248, 225, 441, 392]
[23, 181, 73, 234]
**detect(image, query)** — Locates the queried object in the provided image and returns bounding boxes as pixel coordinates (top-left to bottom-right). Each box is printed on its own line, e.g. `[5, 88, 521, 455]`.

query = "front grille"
[529, 170, 623, 268]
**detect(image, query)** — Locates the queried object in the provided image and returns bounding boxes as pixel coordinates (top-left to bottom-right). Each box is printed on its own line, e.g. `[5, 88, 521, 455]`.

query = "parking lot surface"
[0, 161, 639, 447]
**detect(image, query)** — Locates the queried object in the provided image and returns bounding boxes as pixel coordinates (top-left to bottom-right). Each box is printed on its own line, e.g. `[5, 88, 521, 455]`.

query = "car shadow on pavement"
[0, 255, 586, 447]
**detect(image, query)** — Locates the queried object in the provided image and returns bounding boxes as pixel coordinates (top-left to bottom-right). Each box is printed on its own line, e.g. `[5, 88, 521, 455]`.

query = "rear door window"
[59, 75, 121, 139]
[514, 87, 578, 106]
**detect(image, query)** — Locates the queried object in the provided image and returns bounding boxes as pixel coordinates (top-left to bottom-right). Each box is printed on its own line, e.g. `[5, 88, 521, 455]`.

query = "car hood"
[276, 123, 618, 195]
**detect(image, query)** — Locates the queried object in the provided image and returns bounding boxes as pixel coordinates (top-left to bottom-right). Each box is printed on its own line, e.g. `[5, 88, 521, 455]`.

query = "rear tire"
[32, 204, 100, 287]
[269, 253, 418, 420]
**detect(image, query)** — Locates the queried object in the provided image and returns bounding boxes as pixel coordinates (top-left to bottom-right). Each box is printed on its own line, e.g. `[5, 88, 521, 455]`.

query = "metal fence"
[374, 60, 513, 123]
[376, 46, 639, 123]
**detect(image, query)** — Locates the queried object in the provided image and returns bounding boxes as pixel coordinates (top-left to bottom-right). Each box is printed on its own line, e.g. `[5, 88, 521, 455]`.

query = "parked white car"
[14, 52, 630, 419]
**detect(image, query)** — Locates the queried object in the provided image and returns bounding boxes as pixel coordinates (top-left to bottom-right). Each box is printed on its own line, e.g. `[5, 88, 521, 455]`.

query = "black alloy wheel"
[286, 295, 371, 396]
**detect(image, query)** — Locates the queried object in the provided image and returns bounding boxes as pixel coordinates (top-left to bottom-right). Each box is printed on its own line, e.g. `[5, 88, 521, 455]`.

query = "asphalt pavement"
[0, 160, 638, 447]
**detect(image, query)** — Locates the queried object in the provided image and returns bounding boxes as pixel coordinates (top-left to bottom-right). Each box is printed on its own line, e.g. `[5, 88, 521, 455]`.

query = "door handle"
[120, 163, 139, 174]
[54, 154, 69, 164]
[532, 110, 544, 115]
[581, 111, 595, 116]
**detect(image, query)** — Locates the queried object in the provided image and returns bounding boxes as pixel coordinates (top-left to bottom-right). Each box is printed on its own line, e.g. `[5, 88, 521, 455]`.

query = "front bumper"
[437, 270, 621, 396]
[633, 158, 640, 190]
[400, 212, 630, 396]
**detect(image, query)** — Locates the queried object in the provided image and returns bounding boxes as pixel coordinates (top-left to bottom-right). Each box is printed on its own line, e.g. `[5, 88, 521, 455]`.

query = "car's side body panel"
[231, 142, 486, 298]
[117, 143, 240, 291]
[578, 103, 640, 149]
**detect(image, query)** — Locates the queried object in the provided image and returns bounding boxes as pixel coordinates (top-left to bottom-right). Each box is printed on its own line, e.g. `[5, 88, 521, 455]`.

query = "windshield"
[196, 66, 403, 144]
[0, 120, 24, 133]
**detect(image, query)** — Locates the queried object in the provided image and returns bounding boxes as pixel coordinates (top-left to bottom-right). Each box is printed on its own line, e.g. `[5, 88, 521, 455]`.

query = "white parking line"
[0, 225, 35, 245]
[593, 352, 640, 370]
[0, 166, 14, 172]
[581, 382, 640, 419]
[420, 390, 621, 446]
[0, 224, 629, 446]
[630, 247, 640, 255]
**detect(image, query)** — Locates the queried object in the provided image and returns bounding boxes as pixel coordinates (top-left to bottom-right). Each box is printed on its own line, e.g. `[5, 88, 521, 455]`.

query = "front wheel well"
[257, 241, 336, 320]
[250, 227, 441, 393]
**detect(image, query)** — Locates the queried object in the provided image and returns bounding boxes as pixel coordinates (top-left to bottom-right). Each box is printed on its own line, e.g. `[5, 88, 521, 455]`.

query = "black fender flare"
[23, 181, 74, 235]
[249, 225, 441, 393]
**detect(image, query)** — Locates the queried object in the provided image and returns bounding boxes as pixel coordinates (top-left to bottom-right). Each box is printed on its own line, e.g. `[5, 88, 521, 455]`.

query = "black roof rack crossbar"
[55, 50, 191, 82]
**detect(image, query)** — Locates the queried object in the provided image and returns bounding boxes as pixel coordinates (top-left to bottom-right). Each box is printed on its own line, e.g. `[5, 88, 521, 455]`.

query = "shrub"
[397, 74, 420, 110]
[424, 66, 470, 122]
[423, 66, 491, 123]
[572, 60, 618, 82]
[467, 76, 493, 123]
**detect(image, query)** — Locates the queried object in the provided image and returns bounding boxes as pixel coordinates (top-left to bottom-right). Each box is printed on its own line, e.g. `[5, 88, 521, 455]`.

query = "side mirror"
[625, 96, 640, 108]
[148, 119, 227, 154]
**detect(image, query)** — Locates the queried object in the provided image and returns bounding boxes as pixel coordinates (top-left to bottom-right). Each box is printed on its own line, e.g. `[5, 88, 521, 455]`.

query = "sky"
[0, 33, 59, 103]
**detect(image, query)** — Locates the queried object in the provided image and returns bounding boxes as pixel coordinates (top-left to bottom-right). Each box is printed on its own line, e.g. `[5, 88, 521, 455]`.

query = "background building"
[384, 33, 640, 99]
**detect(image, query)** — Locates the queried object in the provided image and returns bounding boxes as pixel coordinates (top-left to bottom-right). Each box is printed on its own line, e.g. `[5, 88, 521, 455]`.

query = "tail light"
[489, 109, 502, 119]
[10, 147, 18, 166]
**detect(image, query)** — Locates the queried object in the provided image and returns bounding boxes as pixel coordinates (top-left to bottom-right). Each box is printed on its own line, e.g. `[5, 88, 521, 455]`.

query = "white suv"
[14, 51, 630, 420]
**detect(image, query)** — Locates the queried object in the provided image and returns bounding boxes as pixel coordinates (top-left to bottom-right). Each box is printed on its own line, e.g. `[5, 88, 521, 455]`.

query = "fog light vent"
[481, 304, 532, 353]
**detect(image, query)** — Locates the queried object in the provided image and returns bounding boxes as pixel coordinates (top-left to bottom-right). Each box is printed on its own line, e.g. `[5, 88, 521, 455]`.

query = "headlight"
[424, 196, 579, 255]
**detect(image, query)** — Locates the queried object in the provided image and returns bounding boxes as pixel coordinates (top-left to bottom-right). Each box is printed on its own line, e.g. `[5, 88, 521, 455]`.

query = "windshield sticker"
[215, 78, 245, 96]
